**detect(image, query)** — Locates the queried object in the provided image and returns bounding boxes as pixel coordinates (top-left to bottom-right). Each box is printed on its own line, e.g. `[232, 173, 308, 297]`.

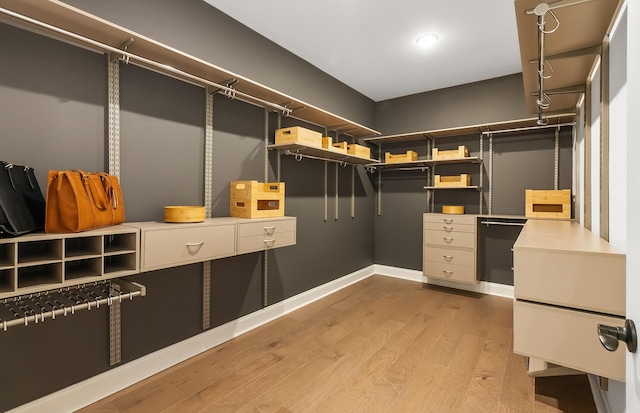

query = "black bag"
[0, 161, 46, 237]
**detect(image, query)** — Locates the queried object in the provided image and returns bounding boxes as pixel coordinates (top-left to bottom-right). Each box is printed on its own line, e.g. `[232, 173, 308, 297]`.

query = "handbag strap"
[3, 163, 16, 191]
[82, 173, 110, 211]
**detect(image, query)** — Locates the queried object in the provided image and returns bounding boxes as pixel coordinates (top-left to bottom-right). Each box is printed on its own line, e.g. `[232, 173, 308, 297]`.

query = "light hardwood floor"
[77, 275, 596, 413]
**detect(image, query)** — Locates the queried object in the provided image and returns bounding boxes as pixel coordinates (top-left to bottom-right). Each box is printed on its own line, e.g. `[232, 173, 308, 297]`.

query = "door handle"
[597, 319, 637, 353]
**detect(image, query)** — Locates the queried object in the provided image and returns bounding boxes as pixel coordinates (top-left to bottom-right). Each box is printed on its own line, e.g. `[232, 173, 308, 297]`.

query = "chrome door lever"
[597, 319, 637, 353]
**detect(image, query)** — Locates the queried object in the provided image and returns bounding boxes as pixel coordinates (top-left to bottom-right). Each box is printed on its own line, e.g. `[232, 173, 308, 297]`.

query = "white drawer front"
[514, 249, 625, 316]
[142, 224, 236, 271]
[424, 229, 475, 249]
[423, 260, 476, 284]
[238, 218, 296, 237]
[237, 231, 296, 254]
[423, 213, 475, 225]
[513, 300, 625, 381]
[424, 222, 475, 234]
[424, 246, 475, 267]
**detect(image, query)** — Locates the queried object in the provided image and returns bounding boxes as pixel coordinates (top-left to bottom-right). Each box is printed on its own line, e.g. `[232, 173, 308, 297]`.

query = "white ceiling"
[202, 0, 524, 102]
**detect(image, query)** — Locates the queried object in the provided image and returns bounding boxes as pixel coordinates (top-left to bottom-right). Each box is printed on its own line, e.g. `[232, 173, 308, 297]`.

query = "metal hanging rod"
[481, 121, 574, 136]
[284, 149, 350, 166]
[0, 6, 293, 117]
[0, 280, 146, 331]
[480, 220, 526, 227]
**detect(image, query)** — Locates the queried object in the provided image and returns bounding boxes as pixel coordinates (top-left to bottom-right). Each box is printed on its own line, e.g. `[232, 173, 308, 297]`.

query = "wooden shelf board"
[268, 143, 378, 165]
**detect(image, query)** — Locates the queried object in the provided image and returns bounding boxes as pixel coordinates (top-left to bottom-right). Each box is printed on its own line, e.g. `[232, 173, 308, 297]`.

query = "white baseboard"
[9, 264, 514, 413]
[374, 264, 514, 298]
[8, 265, 377, 413]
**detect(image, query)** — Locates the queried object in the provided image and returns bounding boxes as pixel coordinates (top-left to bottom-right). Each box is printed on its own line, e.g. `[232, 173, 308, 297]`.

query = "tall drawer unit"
[512, 220, 626, 380]
[237, 217, 296, 254]
[423, 213, 477, 284]
[131, 218, 238, 272]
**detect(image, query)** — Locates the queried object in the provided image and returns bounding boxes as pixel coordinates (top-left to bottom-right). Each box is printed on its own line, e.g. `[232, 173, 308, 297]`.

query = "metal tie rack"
[0, 280, 145, 331]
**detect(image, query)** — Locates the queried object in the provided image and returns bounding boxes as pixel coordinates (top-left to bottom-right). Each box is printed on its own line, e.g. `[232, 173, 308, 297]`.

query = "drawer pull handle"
[186, 242, 205, 255]
[263, 226, 276, 235]
[443, 255, 453, 262]
[443, 237, 454, 244]
[264, 239, 276, 248]
[443, 226, 453, 232]
[597, 320, 637, 353]
[443, 218, 453, 224]
[443, 270, 453, 278]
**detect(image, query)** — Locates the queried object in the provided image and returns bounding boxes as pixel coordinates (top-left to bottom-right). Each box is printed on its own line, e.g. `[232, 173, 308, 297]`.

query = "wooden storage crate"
[275, 126, 322, 148]
[525, 189, 571, 219]
[432, 145, 469, 160]
[332, 141, 348, 154]
[230, 181, 285, 218]
[385, 150, 418, 164]
[322, 137, 348, 154]
[347, 144, 371, 159]
[434, 174, 471, 188]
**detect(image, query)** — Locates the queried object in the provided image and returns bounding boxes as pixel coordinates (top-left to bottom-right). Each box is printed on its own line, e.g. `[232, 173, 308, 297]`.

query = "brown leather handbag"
[45, 170, 125, 233]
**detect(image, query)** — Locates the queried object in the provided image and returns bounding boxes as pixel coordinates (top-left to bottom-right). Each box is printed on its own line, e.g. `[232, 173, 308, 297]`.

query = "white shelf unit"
[268, 142, 377, 166]
[0, 225, 139, 300]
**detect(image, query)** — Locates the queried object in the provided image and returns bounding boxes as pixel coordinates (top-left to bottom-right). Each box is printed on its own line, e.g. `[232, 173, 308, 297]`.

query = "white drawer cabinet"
[135, 219, 238, 271]
[512, 220, 626, 380]
[237, 217, 297, 254]
[129, 217, 297, 272]
[423, 213, 477, 284]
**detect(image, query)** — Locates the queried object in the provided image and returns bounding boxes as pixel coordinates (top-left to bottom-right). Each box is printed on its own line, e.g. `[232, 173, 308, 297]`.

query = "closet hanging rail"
[0, 280, 145, 331]
[480, 121, 574, 136]
[284, 149, 349, 166]
[0, 6, 293, 117]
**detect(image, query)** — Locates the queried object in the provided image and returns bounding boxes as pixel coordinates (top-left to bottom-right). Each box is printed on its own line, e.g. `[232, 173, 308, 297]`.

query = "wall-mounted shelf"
[0, 0, 380, 139]
[268, 143, 378, 166]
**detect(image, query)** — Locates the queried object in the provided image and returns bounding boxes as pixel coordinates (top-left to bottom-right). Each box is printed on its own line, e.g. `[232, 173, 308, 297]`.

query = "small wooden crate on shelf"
[347, 144, 371, 159]
[321, 137, 348, 154]
[432, 145, 469, 160]
[525, 189, 571, 219]
[385, 150, 418, 164]
[275, 126, 322, 148]
[434, 174, 471, 188]
[230, 180, 285, 218]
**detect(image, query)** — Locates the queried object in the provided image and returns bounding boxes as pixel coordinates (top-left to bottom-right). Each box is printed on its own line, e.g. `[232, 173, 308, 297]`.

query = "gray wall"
[372, 76, 573, 277]
[0, 11, 376, 410]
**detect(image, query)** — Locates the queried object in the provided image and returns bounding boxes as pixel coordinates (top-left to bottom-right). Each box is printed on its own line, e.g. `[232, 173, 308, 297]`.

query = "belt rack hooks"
[0, 279, 145, 331]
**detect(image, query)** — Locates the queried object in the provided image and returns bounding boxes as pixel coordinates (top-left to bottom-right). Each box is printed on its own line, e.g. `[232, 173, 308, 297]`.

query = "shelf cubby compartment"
[17, 239, 62, 265]
[0, 243, 15, 267]
[17, 262, 63, 289]
[104, 233, 137, 254]
[65, 236, 102, 259]
[104, 253, 137, 275]
[0, 268, 15, 294]
[64, 257, 103, 280]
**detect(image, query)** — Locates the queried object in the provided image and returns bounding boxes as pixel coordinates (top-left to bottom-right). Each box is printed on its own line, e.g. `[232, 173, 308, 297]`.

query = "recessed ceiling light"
[416, 33, 439, 48]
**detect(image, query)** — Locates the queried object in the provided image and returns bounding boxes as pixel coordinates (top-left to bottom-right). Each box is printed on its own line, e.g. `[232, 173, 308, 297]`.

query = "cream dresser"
[512, 220, 626, 381]
[129, 217, 296, 272]
[423, 213, 477, 284]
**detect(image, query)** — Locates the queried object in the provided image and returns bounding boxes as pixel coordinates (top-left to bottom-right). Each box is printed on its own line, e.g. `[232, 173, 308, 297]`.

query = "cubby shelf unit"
[0, 225, 139, 300]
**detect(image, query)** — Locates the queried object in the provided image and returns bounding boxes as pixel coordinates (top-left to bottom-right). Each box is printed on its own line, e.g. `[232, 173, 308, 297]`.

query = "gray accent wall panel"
[119, 64, 205, 222]
[0, 22, 106, 186]
[374, 74, 529, 135]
